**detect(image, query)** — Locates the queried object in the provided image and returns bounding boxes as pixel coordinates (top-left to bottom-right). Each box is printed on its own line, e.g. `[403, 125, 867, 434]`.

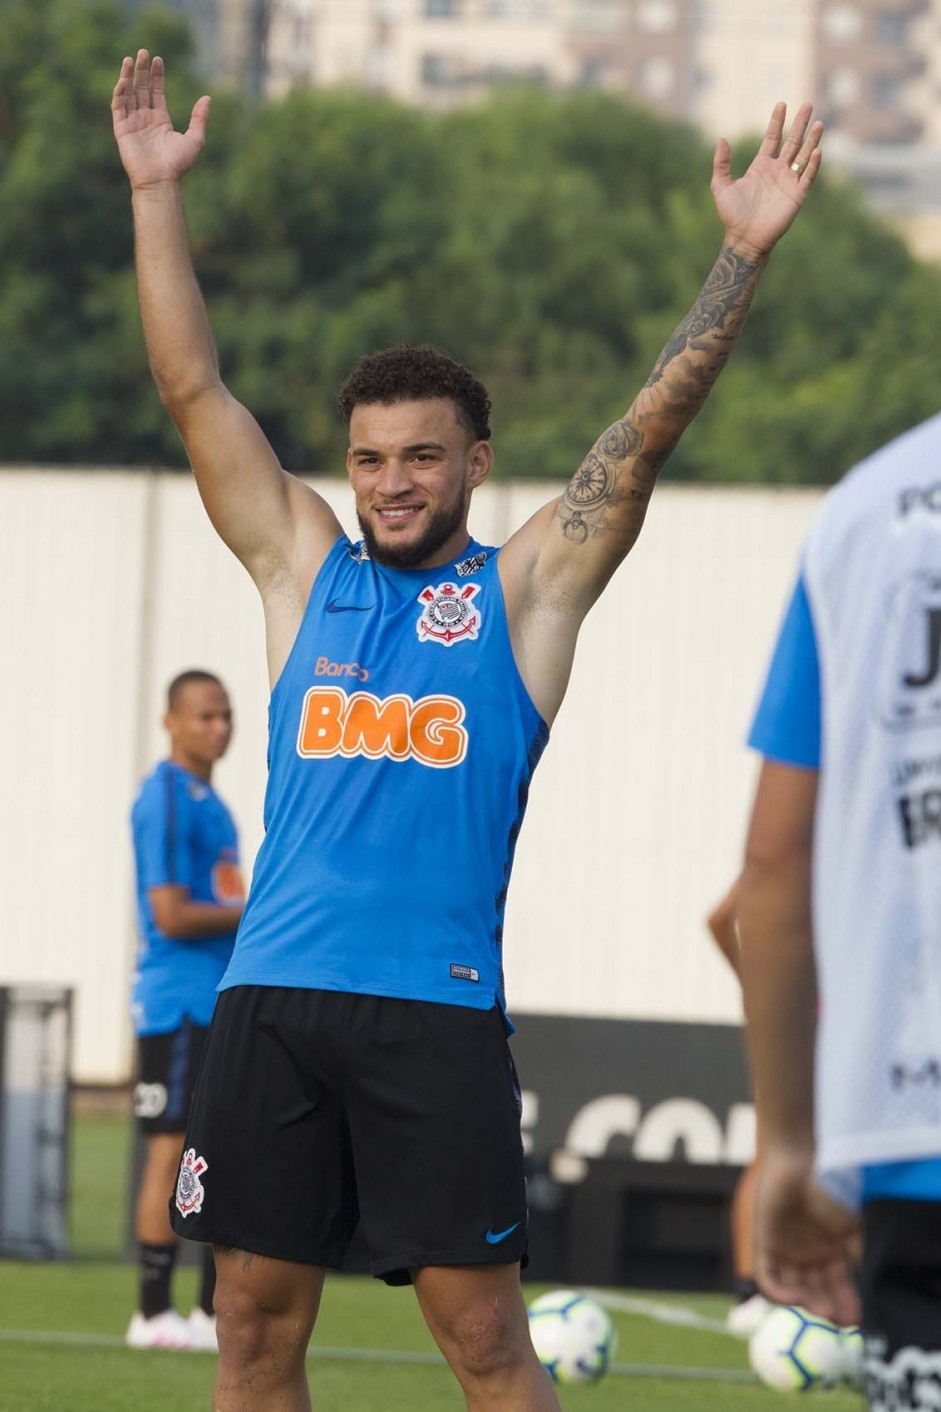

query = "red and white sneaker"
[187, 1307, 218, 1352]
[125, 1308, 194, 1350]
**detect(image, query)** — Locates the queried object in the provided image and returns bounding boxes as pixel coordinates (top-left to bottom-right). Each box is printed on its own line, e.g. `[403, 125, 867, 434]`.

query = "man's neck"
[170, 750, 213, 783]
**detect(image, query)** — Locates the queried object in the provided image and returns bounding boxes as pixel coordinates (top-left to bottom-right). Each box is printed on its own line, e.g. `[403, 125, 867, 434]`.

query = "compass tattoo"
[558, 420, 647, 544]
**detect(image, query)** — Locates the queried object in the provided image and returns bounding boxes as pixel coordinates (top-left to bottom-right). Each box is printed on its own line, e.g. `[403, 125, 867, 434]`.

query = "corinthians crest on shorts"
[175, 1147, 208, 1217]
[416, 582, 481, 646]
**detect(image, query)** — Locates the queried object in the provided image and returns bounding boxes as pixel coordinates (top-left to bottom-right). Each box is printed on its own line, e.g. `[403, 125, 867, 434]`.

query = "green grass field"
[0, 1108, 863, 1411]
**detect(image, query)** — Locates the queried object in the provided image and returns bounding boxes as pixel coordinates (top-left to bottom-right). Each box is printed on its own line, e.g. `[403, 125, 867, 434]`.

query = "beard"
[357, 491, 468, 569]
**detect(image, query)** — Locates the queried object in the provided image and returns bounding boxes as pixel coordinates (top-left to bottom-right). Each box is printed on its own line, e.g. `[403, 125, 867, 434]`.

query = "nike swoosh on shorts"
[485, 1222, 521, 1245]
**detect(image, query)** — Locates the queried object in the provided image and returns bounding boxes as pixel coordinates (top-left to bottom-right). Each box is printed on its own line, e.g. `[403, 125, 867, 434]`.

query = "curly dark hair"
[337, 344, 491, 441]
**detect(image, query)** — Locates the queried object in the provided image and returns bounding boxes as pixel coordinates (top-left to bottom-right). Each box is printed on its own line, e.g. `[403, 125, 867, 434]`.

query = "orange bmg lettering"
[296, 688, 468, 768]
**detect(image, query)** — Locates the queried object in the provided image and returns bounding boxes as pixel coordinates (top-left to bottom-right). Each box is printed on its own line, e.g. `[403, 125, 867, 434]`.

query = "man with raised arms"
[113, 51, 822, 1412]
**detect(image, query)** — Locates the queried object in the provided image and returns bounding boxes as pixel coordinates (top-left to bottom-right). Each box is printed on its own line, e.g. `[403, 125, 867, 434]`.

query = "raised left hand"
[712, 102, 823, 262]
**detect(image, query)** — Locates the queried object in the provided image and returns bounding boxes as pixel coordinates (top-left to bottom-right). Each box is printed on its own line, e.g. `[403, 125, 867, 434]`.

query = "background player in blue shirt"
[113, 49, 823, 1412]
[128, 669, 244, 1351]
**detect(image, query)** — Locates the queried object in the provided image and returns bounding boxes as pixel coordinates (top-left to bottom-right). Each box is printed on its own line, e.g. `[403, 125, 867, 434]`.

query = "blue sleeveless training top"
[220, 536, 549, 1010]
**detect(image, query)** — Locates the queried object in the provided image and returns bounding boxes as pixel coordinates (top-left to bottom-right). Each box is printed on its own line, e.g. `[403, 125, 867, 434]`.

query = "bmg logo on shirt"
[296, 687, 468, 768]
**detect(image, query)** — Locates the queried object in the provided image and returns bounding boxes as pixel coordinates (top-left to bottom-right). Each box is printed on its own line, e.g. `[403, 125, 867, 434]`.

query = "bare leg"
[212, 1247, 324, 1412]
[137, 1132, 184, 1243]
[732, 1160, 760, 1283]
[413, 1264, 561, 1412]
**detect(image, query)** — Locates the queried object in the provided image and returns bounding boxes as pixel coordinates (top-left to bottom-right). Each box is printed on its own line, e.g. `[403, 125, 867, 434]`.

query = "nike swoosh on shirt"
[485, 1222, 521, 1245]
[326, 600, 376, 614]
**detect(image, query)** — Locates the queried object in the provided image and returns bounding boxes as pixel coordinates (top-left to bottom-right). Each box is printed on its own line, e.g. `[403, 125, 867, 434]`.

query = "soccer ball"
[527, 1289, 616, 1384]
[748, 1304, 846, 1391]
[839, 1326, 865, 1392]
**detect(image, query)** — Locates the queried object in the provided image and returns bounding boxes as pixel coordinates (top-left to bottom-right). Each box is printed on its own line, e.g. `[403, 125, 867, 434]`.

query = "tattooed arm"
[499, 102, 823, 723]
[557, 243, 765, 562]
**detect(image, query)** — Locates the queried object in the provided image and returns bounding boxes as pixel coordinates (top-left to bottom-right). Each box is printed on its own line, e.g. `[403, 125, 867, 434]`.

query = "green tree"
[0, 0, 211, 462]
[1, 6, 939, 483]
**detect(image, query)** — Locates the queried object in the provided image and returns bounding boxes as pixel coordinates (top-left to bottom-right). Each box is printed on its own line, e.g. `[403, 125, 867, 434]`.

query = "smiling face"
[347, 398, 493, 570]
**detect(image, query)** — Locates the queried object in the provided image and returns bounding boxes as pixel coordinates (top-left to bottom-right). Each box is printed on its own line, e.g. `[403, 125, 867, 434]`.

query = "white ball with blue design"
[748, 1304, 846, 1391]
[839, 1326, 864, 1391]
[527, 1289, 616, 1384]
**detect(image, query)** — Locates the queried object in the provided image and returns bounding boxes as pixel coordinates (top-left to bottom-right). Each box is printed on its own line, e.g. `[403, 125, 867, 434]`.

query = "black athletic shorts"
[860, 1198, 941, 1410]
[169, 986, 529, 1284]
[134, 1019, 209, 1136]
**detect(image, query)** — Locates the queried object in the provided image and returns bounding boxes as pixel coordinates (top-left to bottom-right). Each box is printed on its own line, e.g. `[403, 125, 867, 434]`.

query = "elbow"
[153, 915, 186, 939]
[740, 847, 809, 902]
[148, 885, 194, 939]
[153, 373, 217, 420]
[159, 380, 230, 450]
[153, 374, 181, 412]
[150, 902, 187, 938]
[743, 808, 815, 880]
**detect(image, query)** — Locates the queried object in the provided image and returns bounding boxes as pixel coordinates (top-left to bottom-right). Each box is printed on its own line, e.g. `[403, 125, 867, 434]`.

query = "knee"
[213, 1279, 308, 1375]
[447, 1303, 526, 1382]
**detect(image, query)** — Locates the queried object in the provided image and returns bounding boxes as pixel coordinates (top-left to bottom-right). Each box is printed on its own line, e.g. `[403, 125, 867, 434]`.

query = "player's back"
[802, 412, 941, 1183]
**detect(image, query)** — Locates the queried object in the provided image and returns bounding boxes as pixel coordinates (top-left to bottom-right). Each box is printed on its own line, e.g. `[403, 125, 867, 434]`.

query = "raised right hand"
[111, 50, 210, 188]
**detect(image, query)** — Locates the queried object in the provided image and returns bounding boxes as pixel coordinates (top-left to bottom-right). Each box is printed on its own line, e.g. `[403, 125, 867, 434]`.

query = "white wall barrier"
[0, 467, 822, 1082]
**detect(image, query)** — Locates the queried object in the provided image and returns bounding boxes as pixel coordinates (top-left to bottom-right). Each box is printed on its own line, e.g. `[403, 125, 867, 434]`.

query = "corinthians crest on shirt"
[416, 582, 481, 646]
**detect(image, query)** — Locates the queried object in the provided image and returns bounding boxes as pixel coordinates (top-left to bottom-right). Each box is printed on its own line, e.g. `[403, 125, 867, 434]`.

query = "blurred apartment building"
[134, 1, 941, 255]
[126, 0, 270, 91]
[264, 1, 701, 114]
